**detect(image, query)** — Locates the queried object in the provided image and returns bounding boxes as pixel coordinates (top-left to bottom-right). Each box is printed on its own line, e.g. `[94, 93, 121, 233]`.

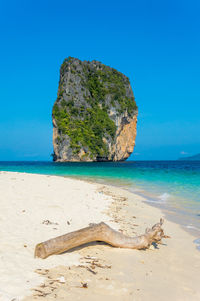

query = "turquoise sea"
[1, 160, 200, 242]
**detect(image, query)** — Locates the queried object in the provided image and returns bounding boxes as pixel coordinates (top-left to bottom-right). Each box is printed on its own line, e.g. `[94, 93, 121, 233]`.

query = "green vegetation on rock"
[53, 101, 116, 157]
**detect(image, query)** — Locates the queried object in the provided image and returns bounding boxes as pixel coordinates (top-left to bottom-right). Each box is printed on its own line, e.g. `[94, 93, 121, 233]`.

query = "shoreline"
[1, 169, 199, 247]
[2, 168, 200, 239]
[0, 171, 200, 300]
[59, 173, 200, 240]
[0, 161, 200, 240]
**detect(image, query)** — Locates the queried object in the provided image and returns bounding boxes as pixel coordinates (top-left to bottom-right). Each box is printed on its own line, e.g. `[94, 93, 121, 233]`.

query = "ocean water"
[0, 160, 200, 239]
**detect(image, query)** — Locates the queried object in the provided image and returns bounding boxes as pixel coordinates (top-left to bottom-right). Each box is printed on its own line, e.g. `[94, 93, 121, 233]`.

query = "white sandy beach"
[0, 171, 200, 301]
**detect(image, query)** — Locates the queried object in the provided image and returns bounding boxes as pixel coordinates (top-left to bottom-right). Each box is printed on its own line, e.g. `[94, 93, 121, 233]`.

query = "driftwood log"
[35, 218, 168, 259]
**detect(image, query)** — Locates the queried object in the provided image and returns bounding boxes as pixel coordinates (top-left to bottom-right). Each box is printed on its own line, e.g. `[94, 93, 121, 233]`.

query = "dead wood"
[34, 218, 168, 259]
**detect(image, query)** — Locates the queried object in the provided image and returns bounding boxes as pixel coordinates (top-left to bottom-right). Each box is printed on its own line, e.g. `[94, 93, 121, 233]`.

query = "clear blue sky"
[0, 0, 200, 161]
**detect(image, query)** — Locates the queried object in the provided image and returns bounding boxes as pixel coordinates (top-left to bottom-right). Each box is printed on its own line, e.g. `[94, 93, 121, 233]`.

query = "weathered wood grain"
[35, 218, 167, 259]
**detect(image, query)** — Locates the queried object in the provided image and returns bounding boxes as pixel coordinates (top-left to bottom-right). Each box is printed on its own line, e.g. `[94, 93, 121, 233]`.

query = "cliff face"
[52, 57, 138, 162]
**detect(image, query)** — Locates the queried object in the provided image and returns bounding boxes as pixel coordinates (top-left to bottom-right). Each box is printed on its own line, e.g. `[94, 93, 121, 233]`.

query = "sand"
[0, 171, 200, 301]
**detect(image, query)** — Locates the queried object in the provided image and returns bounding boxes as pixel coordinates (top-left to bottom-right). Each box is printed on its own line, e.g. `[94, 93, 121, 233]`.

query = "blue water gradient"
[0, 161, 200, 236]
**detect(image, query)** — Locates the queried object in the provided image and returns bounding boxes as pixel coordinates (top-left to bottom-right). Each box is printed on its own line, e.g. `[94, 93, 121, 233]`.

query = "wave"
[193, 237, 200, 251]
[145, 192, 170, 204]
[145, 199, 166, 204]
[158, 192, 170, 201]
[186, 224, 200, 232]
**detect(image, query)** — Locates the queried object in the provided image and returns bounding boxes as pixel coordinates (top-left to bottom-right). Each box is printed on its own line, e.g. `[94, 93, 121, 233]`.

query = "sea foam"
[158, 192, 170, 201]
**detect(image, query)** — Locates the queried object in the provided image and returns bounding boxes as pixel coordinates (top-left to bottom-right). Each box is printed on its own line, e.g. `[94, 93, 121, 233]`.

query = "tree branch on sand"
[35, 218, 169, 259]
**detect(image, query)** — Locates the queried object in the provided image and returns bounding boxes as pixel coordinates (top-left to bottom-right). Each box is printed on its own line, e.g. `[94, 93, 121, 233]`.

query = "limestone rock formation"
[52, 57, 138, 162]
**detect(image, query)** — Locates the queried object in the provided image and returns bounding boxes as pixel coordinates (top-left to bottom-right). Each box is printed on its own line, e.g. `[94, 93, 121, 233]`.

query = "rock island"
[52, 57, 138, 162]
